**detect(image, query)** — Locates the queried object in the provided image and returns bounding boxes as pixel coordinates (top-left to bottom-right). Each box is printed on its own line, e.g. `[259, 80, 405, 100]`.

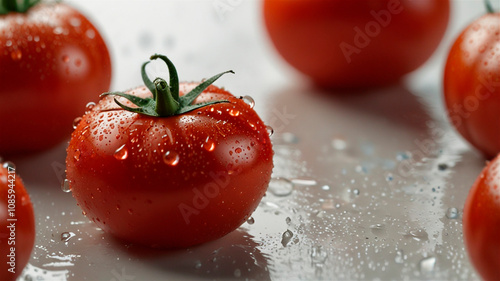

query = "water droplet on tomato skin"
[266, 126, 274, 137]
[239, 95, 255, 108]
[61, 179, 71, 193]
[114, 144, 128, 160]
[11, 49, 22, 61]
[72, 117, 82, 129]
[229, 108, 240, 117]
[163, 151, 180, 166]
[203, 138, 216, 152]
[62, 55, 70, 63]
[86, 102, 96, 111]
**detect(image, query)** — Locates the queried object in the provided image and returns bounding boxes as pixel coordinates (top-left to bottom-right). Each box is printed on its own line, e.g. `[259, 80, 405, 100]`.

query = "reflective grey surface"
[12, 1, 488, 280]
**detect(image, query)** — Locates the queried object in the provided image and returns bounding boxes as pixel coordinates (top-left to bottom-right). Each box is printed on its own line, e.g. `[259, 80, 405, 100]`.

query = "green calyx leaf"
[485, 0, 495, 13]
[103, 54, 234, 117]
[0, 0, 40, 15]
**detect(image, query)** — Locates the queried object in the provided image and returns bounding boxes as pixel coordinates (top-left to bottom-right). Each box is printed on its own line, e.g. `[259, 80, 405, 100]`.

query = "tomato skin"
[66, 84, 273, 248]
[443, 13, 500, 159]
[263, 0, 450, 88]
[463, 155, 500, 281]
[0, 3, 112, 155]
[0, 165, 35, 281]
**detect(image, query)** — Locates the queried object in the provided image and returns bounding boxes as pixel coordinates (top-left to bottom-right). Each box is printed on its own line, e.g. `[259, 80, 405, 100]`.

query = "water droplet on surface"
[61, 179, 71, 193]
[311, 246, 328, 266]
[321, 185, 330, 191]
[233, 269, 242, 278]
[395, 249, 404, 264]
[396, 151, 411, 161]
[11, 49, 22, 61]
[72, 117, 82, 129]
[419, 256, 436, 274]
[114, 144, 128, 160]
[60, 232, 75, 242]
[285, 217, 291, 225]
[239, 95, 255, 108]
[269, 177, 294, 197]
[62, 55, 70, 63]
[438, 163, 448, 171]
[406, 229, 429, 242]
[353, 188, 360, 195]
[266, 126, 274, 137]
[446, 207, 459, 219]
[163, 151, 180, 166]
[281, 230, 293, 247]
[247, 217, 255, 225]
[386, 173, 394, 182]
[331, 137, 347, 150]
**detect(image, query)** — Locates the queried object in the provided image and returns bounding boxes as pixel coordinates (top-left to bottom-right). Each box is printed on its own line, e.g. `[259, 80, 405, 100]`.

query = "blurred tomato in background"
[443, 9, 500, 159]
[0, 2, 111, 155]
[263, 0, 450, 89]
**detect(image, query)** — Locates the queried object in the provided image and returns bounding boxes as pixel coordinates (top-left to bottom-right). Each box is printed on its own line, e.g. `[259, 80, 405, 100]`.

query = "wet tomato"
[66, 55, 273, 248]
[443, 8, 500, 159]
[263, 0, 450, 89]
[0, 162, 35, 281]
[0, 1, 111, 155]
[463, 155, 500, 281]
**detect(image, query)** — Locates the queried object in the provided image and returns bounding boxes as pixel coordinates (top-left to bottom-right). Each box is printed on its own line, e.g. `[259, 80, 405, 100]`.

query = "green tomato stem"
[154, 78, 180, 117]
[0, 0, 40, 14]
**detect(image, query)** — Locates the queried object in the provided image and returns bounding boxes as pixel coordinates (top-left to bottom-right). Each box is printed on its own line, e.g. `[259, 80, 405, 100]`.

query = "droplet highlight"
[113, 144, 128, 160]
[163, 151, 180, 166]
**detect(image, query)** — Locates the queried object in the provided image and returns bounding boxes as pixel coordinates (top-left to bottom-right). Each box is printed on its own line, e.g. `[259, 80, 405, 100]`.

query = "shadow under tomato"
[110, 228, 271, 281]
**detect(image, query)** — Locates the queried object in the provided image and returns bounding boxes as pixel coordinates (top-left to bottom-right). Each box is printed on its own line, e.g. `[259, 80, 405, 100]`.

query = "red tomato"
[443, 11, 500, 159]
[0, 162, 35, 281]
[0, 2, 112, 155]
[66, 55, 273, 248]
[463, 155, 500, 281]
[263, 0, 450, 88]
